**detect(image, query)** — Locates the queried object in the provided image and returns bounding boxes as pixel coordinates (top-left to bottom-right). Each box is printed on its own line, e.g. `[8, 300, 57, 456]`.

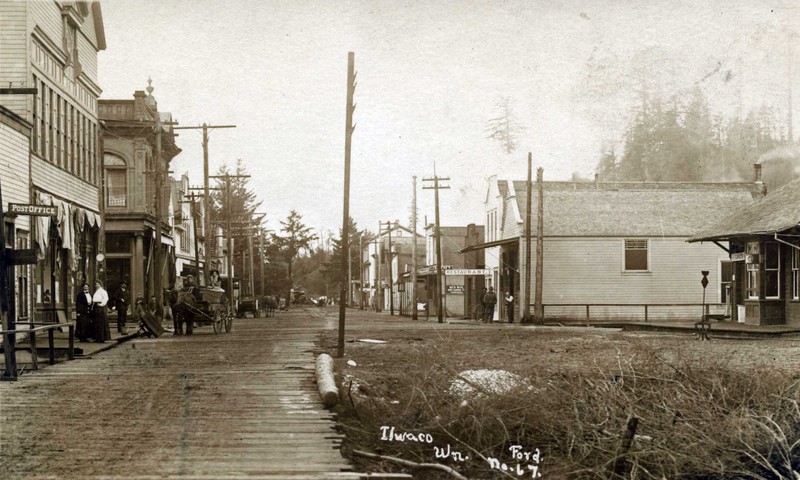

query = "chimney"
[753, 163, 767, 198]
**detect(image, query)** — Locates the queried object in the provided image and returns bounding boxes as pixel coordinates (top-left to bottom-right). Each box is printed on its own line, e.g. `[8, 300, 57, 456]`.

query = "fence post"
[644, 305, 648, 323]
[48, 328, 55, 365]
[585, 305, 590, 321]
[68, 324, 74, 360]
[29, 331, 38, 371]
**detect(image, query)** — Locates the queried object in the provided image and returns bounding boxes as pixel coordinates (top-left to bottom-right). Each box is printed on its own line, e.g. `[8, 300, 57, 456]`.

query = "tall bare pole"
[788, 33, 795, 143]
[153, 113, 164, 313]
[534, 167, 544, 323]
[259, 228, 266, 296]
[380, 221, 395, 315]
[338, 52, 356, 358]
[210, 174, 250, 312]
[172, 123, 236, 284]
[359, 234, 364, 310]
[523, 153, 533, 323]
[411, 176, 418, 320]
[0, 181, 17, 380]
[423, 171, 449, 323]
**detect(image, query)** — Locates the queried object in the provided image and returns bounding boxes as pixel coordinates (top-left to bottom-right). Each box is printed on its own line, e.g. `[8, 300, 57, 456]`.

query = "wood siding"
[31, 154, 98, 211]
[518, 237, 730, 320]
[29, 1, 62, 53]
[0, 121, 31, 232]
[0, 0, 30, 114]
[502, 196, 520, 238]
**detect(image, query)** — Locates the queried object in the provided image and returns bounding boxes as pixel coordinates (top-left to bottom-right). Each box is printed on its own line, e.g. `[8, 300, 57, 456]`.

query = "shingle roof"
[506, 180, 759, 237]
[691, 178, 800, 241]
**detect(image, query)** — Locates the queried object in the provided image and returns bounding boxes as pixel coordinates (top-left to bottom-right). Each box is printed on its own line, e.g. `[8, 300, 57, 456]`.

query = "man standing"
[505, 291, 515, 324]
[113, 282, 130, 334]
[483, 287, 497, 323]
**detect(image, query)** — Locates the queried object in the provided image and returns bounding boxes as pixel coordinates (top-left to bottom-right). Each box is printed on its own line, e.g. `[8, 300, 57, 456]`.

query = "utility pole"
[153, 111, 164, 313]
[338, 51, 356, 358]
[534, 167, 544, 323]
[179, 192, 204, 281]
[523, 153, 533, 323]
[173, 123, 236, 285]
[423, 171, 449, 324]
[411, 176, 419, 320]
[210, 173, 250, 312]
[373, 239, 381, 312]
[359, 234, 364, 310]
[380, 221, 395, 316]
[259, 228, 267, 296]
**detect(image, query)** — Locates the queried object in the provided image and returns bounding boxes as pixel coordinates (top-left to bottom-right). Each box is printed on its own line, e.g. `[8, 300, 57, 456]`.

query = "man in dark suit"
[113, 282, 130, 335]
[75, 283, 93, 342]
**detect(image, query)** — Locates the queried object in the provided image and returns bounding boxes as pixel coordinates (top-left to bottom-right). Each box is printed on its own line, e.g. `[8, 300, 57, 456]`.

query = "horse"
[261, 295, 277, 317]
[167, 287, 196, 335]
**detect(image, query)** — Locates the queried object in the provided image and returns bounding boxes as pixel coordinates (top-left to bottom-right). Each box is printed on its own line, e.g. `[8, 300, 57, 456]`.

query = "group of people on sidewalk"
[74, 281, 137, 343]
[480, 286, 515, 324]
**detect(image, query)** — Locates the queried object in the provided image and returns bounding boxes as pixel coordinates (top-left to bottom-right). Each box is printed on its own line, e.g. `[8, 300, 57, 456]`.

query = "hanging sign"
[444, 269, 491, 276]
[731, 252, 746, 262]
[7, 203, 57, 216]
[446, 285, 464, 294]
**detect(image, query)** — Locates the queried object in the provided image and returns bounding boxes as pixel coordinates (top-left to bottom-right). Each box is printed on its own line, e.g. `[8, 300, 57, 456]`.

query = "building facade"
[99, 82, 181, 305]
[171, 174, 206, 282]
[463, 173, 763, 322]
[0, 1, 106, 325]
[421, 224, 485, 318]
[692, 166, 800, 326]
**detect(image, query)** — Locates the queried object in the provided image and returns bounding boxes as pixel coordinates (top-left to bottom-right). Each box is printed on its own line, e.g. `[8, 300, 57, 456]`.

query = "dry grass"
[317, 319, 800, 479]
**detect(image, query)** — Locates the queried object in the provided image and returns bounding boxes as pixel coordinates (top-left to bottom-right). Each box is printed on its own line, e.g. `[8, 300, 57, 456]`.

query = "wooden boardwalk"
[0, 310, 407, 479]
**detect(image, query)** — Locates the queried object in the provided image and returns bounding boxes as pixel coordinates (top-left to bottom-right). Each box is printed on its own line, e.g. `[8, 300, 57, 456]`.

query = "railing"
[1, 320, 74, 372]
[533, 303, 729, 323]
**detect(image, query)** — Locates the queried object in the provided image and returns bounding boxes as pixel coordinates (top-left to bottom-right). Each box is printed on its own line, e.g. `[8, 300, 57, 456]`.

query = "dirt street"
[0, 311, 363, 479]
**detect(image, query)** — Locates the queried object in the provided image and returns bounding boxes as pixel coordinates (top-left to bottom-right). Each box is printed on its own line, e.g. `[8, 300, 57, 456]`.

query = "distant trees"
[271, 210, 316, 308]
[597, 88, 792, 187]
[486, 97, 525, 155]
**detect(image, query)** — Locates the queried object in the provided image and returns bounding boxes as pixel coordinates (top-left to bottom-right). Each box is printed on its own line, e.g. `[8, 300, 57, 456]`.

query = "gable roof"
[691, 178, 800, 241]
[504, 180, 760, 237]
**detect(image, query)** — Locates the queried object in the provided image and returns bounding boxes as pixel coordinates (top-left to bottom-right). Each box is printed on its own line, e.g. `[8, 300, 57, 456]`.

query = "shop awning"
[457, 237, 518, 254]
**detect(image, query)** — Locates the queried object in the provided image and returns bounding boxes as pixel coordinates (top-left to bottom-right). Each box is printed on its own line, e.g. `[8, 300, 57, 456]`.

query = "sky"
[97, 0, 800, 244]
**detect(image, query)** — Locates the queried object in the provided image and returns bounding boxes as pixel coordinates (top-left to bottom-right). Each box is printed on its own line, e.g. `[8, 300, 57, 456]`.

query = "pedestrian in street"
[75, 283, 93, 342]
[92, 280, 111, 343]
[113, 281, 130, 334]
[505, 291, 515, 324]
[483, 287, 497, 323]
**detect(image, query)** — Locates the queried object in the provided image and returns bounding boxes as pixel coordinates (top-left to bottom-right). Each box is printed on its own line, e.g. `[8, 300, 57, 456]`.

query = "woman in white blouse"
[92, 281, 111, 343]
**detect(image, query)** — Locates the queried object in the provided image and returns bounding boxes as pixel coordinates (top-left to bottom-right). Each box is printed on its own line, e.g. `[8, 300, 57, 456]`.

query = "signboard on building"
[7, 203, 58, 216]
[446, 285, 464, 295]
[444, 268, 491, 276]
[731, 252, 746, 262]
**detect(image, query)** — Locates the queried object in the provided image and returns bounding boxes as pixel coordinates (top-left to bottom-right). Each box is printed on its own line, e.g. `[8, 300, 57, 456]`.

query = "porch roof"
[690, 178, 800, 242]
[458, 237, 518, 253]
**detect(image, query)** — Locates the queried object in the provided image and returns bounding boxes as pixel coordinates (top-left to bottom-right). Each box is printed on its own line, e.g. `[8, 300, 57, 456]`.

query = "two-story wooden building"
[98, 82, 181, 304]
[0, 1, 106, 325]
[461, 171, 764, 321]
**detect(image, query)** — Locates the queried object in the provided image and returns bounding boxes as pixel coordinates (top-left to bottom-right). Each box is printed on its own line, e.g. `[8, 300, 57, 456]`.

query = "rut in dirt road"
[0, 310, 371, 479]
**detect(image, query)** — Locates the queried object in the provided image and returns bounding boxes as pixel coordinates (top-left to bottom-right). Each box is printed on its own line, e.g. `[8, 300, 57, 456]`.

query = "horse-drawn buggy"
[169, 284, 233, 335]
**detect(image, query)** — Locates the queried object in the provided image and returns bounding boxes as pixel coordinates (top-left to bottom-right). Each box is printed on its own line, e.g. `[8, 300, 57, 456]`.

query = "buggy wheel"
[212, 310, 224, 334]
[225, 313, 233, 333]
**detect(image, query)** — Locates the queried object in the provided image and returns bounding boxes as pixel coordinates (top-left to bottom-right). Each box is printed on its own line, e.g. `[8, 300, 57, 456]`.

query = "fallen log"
[315, 353, 339, 408]
[353, 449, 468, 480]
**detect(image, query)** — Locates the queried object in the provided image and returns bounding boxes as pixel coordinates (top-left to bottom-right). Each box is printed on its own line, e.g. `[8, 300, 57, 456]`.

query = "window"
[720, 260, 733, 303]
[104, 154, 127, 207]
[624, 239, 648, 271]
[746, 242, 759, 299]
[765, 242, 780, 298]
[792, 248, 799, 300]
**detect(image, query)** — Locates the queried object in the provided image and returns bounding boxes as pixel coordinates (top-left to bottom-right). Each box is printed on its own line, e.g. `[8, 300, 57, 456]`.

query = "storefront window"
[765, 242, 780, 298]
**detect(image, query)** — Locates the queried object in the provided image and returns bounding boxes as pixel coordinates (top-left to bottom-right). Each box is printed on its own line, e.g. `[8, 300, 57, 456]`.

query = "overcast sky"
[97, 0, 799, 243]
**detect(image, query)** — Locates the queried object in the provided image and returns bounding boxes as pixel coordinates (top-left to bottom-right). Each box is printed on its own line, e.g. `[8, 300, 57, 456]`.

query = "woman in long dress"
[92, 281, 111, 343]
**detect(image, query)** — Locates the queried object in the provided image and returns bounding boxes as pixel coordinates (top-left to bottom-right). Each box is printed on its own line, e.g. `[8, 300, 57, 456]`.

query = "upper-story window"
[104, 153, 127, 207]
